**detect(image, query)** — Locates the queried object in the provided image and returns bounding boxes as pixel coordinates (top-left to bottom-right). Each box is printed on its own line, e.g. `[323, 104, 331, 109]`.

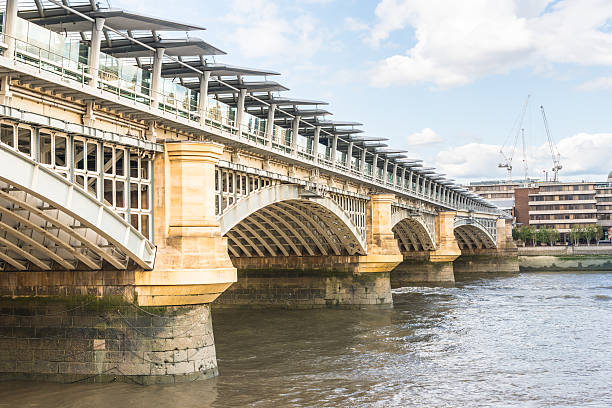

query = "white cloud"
[554, 132, 612, 177]
[435, 132, 612, 181]
[435, 143, 504, 179]
[577, 76, 612, 91]
[344, 17, 369, 32]
[220, 0, 327, 61]
[406, 128, 444, 145]
[368, 0, 612, 88]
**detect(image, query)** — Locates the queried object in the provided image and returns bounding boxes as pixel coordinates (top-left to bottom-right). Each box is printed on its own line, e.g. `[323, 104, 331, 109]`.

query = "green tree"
[517, 226, 534, 246]
[548, 228, 560, 246]
[584, 225, 597, 245]
[595, 225, 604, 242]
[512, 227, 519, 241]
[536, 228, 548, 245]
[569, 226, 582, 245]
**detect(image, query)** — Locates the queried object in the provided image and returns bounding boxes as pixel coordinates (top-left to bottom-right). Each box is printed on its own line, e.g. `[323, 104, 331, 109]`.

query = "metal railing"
[0, 33, 498, 216]
[2, 33, 91, 85]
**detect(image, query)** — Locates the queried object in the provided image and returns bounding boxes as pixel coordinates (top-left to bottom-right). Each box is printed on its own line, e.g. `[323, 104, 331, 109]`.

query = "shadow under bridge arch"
[218, 184, 367, 257]
[390, 209, 436, 252]
[453, 218, 497, 251]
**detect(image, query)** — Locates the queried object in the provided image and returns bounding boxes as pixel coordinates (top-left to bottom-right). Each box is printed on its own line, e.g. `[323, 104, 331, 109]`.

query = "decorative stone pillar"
[359, 194, 403, 273]
[429, 211, 461, 262]
[496, 218, 517, 252]
[136, 141, 237, 306]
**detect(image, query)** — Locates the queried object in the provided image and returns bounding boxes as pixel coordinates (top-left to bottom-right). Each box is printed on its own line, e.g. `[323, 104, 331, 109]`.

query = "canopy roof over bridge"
[18, 4, 207, 32]
[9, 0, 497, 211]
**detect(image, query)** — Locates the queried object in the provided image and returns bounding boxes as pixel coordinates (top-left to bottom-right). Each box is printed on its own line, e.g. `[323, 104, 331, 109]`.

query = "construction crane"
[520, 127, 528, 181]
[540, 105, 562, 182]
[498, 95, 530, 179]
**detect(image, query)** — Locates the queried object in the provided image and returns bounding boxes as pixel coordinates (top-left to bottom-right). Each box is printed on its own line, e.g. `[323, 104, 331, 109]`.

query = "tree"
[596, 225, 604, 242]
[584, 225, 598, 246]
[512, 227, 519, 241]
[548, 228, 560, 246]
[536, 228, 548, 245]
[569, 226, 582, 245]
[518, 226, 536, 246]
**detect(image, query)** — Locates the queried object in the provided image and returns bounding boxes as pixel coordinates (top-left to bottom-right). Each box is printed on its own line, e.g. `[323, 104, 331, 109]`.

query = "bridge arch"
[390, 209, 436, 252]
[453, 218, 497, 250]
[0, 144, 155, 271]
[218, 184, 367, 257]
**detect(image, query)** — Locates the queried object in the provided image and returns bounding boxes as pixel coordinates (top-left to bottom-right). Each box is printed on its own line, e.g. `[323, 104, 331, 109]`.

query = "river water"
[2, 271, 612, 407]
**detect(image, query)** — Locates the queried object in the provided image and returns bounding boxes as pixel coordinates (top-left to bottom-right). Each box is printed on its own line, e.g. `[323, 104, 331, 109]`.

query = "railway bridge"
[0, 1, 516, 384]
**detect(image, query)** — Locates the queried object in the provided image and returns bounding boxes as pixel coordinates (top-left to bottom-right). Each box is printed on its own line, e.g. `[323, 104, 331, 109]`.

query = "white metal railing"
[4, 33, 91, 85]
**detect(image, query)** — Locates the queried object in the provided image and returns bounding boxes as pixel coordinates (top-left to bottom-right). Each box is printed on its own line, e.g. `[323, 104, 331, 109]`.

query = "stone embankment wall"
[518, 246, 612, 271]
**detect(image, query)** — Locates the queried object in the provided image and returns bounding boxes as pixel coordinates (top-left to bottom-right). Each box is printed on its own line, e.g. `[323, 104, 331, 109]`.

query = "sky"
[114, 0, 612, 184]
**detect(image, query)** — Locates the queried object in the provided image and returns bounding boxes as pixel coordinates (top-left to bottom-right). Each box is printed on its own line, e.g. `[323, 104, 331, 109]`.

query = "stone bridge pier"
[390, 211, 462, 288]
[453, 218, 519, 276]
[0, 141, 236, 384]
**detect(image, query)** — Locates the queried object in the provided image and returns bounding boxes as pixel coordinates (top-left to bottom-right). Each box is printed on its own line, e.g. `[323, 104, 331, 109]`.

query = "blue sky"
[116, 0, 612, 183]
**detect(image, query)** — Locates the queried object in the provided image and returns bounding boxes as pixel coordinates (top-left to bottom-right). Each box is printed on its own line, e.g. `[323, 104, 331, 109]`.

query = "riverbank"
[518, 246, 612, 271]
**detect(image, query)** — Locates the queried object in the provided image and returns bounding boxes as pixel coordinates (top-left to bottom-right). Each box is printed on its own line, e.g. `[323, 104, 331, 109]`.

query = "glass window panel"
[142, 184, 149, 209]
[54, 135, 67, 167]
[87, 177, 97, 198]
[140, 159, 149, 180]
[141, 215, 150, 239]
[87, 142, 98, 172]
[15, 17, 28, 43]
[17, 127, 31, 155]
[138, 69, 151, 96]
[103, 146, 113, 175]
[130, 152, 139, 178]
[39, 132, 52, 164]
[104, 179, 113, 206]
[116, 149, 125, 176]
[0, 124, 13, 147]
[75, 175, 84, 188]
[74, 139, 84, 170]
[115, 181, 125, 208]
[130, 182, 138, 209]
[130, 214, 139, 230]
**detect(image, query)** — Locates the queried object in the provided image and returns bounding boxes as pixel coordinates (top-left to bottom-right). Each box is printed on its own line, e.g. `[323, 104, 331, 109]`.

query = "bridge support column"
[216, 194, 402, 309]
[0, 141, 236, 384]
[391, 212, 461, 287]
[137, 141, 236, 306]
[454, 218, 519, 275]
